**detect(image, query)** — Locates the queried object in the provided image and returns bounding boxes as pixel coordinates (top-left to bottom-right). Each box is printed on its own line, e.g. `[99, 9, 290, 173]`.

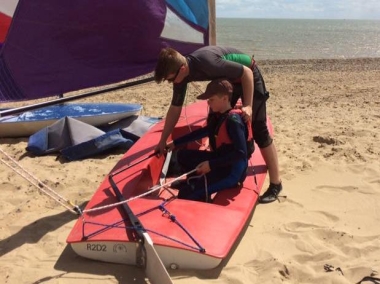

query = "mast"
[208, 0, 216, 45]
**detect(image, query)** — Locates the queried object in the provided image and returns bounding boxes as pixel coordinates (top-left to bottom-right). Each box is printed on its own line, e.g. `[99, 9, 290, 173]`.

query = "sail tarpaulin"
[0, 0, 211, 102]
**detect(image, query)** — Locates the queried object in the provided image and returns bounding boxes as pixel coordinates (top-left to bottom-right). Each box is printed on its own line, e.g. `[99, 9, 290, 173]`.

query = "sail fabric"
[0, 0, 211, 102]
[26, 115, 160, 160]
[26, 116, 135, 160]
[26, 117, 106, 156]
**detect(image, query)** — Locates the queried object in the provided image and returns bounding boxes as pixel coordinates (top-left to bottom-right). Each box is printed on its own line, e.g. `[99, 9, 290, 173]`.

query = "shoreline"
[258, 57, 380, 72]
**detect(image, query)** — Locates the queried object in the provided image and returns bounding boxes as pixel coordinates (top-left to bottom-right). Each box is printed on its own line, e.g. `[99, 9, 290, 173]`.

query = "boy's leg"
[177, 149, 215, 172]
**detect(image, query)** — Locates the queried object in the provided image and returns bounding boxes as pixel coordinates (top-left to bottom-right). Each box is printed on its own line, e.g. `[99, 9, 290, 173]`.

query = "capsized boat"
[66, 100, 272, 270]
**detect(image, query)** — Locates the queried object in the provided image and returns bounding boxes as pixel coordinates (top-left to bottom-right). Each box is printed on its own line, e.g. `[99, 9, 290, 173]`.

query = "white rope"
[182, 82, 209, 147]
[0, 147, 79, 214]
[82, 169, 197, 214]
[0, 145, 196, 216]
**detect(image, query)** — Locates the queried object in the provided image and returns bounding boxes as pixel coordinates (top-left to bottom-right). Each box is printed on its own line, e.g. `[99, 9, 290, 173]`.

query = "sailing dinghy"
[67, 100, 272, 270]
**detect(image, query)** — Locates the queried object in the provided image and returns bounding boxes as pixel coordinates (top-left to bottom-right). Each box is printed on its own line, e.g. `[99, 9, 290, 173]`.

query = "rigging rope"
[181, 82, 209, 147]
[0, 145, 198, 217]
[82, 168, 197, 214]
[0, 147, 81, 215]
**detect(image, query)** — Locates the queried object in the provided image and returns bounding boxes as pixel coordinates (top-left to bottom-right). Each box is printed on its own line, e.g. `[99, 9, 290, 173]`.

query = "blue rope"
[81, 201, 206, 253]
[82, 219, 127, 240]
[82, 218, 204, 252]
[158, 203, 206, 253]
[145, 228, 203, 252]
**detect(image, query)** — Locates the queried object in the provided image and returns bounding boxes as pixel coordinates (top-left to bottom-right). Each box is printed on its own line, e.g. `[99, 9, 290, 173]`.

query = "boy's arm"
[171, 127, 208, 147]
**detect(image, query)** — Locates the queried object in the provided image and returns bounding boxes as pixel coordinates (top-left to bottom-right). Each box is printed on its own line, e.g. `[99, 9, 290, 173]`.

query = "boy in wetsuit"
[155, 46, 282, 203]
[166, 79, 249, 201]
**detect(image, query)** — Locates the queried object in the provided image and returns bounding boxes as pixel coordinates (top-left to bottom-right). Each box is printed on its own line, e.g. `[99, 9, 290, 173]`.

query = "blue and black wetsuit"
[173, 110, 248, 201]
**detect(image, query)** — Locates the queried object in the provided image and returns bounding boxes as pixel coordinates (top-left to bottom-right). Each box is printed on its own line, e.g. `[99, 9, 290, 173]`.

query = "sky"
[2, 1, 379, 20]
[216, 0, 380, 20]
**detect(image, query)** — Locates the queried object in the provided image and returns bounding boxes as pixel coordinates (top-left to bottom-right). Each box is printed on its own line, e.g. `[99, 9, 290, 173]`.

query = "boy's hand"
[242, 105, 252, 122]
[196, 161, 211, 174]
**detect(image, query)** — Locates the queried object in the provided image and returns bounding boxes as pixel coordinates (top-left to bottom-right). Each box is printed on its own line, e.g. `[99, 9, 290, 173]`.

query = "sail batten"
[0, 0, 214, 103]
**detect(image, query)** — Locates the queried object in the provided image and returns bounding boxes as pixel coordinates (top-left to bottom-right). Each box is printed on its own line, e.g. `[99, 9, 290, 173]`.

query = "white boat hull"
[0, 103, 142, 137]
[70, 240, 221, 270]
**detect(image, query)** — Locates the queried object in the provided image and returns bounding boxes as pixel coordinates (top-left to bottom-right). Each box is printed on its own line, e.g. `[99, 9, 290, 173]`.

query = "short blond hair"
[154, 47, 185, 83]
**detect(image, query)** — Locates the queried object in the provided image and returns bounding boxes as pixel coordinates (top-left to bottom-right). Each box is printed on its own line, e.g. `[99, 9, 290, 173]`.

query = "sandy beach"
[1, 58, 379, 284]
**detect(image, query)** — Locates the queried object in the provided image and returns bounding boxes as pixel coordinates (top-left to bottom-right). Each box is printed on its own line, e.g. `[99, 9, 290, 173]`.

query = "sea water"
[216, 18, 380, 60]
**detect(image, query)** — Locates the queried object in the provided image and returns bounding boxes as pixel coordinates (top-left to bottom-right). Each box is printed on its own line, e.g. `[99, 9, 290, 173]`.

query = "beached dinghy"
[67, 100, 273, 270]
[0, 103, 142, 138]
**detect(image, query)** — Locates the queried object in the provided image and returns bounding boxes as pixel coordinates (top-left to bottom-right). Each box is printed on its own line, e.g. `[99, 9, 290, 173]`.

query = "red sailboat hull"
[67, 100, 272, 270]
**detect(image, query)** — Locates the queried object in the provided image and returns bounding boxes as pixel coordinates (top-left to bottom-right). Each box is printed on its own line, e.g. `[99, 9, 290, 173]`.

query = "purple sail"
[0, 0, 212, 102]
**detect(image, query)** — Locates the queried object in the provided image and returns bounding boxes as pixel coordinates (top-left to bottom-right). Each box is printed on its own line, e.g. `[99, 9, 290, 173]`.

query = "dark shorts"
[232, 66, 272, 148]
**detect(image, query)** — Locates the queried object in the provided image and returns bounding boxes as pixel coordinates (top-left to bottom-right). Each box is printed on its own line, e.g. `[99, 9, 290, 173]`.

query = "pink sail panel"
[0, 12, 11, 43]
[0, 0, 17, 42]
